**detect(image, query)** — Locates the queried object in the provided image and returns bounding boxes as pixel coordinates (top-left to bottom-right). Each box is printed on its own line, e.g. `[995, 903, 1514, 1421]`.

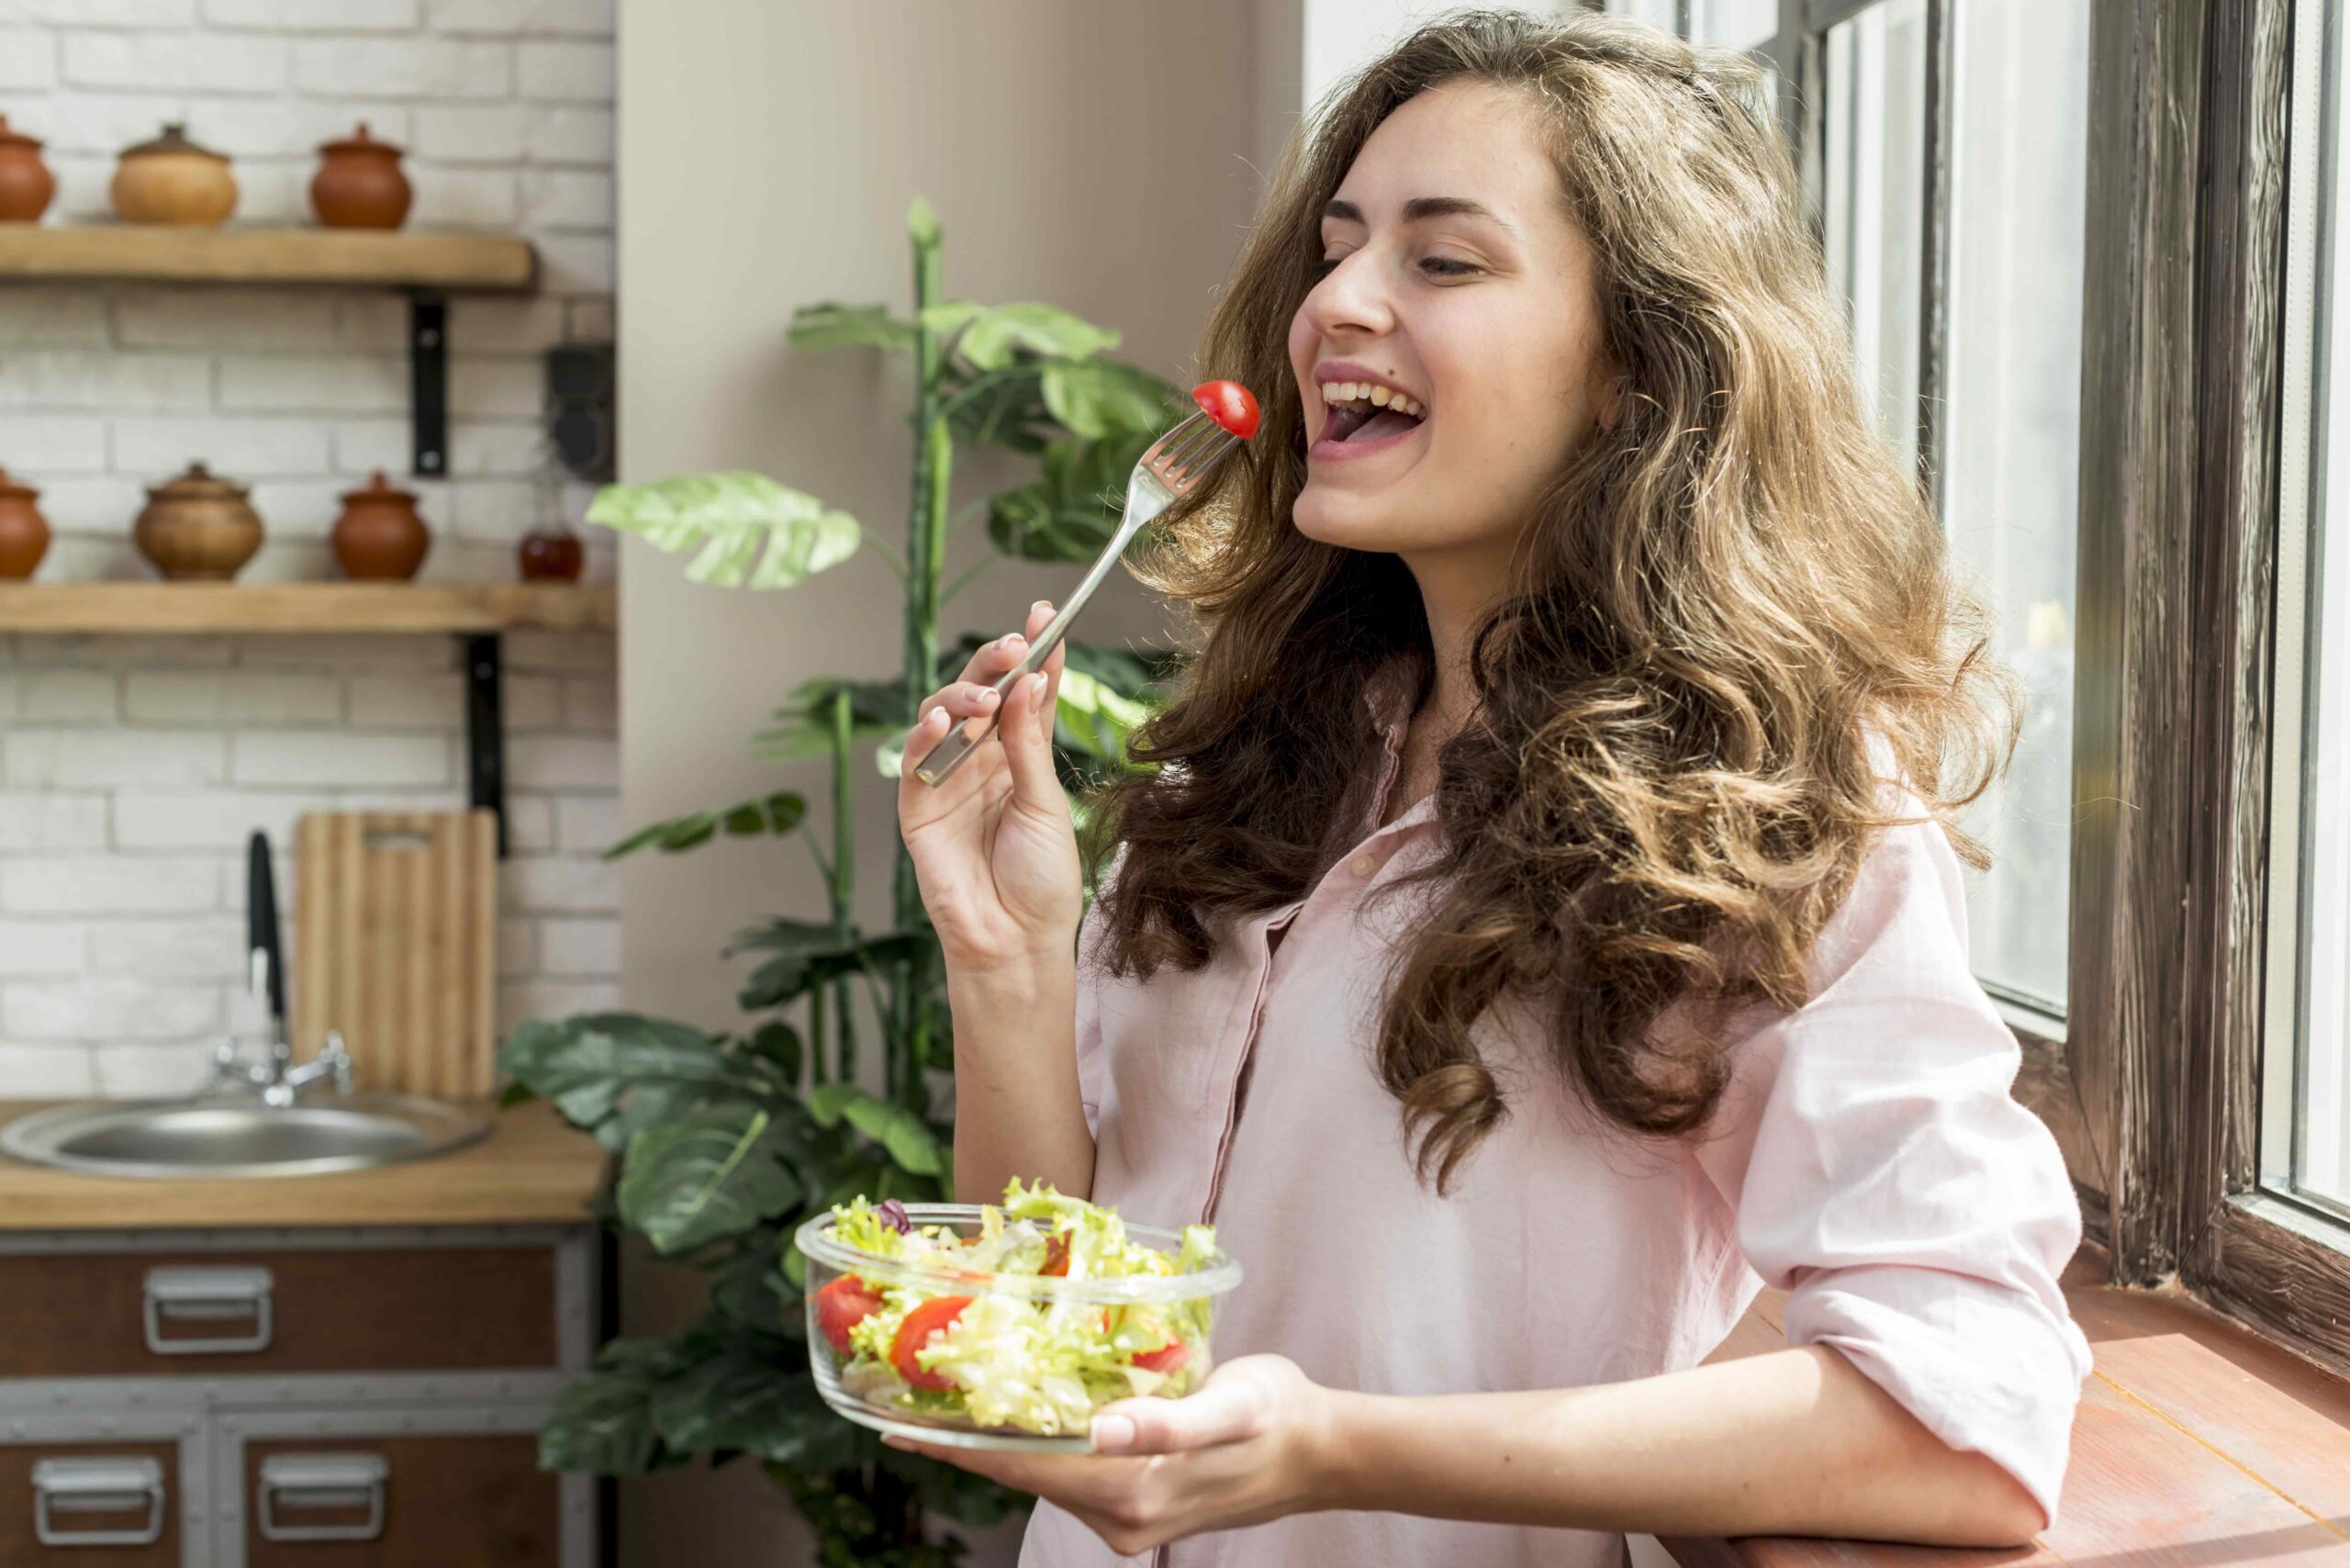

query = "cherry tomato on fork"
[1192, 379, 1260, 440]
[890, 1295, 974, 1390]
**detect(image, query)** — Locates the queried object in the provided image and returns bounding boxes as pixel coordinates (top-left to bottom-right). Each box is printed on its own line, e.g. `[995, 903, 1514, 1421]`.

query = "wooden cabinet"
[0, 1247, 557, 1378]
[0, 1226, 593, 1567]
[0, 1442, 182, 1567]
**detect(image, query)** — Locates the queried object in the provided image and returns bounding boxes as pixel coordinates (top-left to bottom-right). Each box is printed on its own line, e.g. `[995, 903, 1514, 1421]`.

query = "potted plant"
[499, 196, 1181, 1566]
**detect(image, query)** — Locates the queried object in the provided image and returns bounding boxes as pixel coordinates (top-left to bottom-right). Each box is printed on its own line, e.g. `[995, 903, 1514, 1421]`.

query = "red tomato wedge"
[813, 1275, 885, 1356]
[1192, 379, 1259, 440]
[1041, 1235, 1071, 1276]
[890, 1295, 973, 1390]
[1131, 1338, 1189, 1375]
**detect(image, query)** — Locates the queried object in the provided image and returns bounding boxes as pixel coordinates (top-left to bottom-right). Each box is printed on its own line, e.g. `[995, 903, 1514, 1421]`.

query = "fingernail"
[1091, 1414, 1136, 1452]
[1034, 599, 1052, 612]
[979, 689, 999, 706]
[1003, 633, 1025, 648]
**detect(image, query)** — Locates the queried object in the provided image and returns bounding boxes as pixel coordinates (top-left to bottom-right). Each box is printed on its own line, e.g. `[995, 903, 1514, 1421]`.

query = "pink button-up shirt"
[1020, 685, 2092, 1568]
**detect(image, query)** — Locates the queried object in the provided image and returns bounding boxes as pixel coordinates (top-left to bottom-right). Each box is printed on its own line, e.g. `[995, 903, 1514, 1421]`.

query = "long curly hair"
[1089, 10, 2020, 1193]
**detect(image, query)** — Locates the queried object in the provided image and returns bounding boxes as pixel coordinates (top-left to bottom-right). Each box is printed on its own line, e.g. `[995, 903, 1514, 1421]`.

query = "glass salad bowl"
[792, 1183, 1243, 1452]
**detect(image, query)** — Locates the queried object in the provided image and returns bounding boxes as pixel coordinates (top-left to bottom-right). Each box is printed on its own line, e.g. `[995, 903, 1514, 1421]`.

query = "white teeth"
[1369, 386, 1392, 407]
[1317, 380, 1427, 419]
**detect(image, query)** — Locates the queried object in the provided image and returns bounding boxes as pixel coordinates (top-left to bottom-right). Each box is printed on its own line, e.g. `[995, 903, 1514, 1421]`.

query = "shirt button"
[1349, 853, 1378, 879]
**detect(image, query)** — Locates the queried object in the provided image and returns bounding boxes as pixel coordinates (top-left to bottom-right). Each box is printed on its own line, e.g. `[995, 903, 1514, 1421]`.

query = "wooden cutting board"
[293, 810, 498, 1100]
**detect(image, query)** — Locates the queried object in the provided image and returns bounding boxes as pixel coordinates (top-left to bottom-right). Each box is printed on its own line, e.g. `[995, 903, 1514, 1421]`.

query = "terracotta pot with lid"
[135, 463, 263, 580]
[0, 115, 55, 223]
[111, 123, 236, 226]
[331, 470, 431, 581]
[0, 468, 51, 579]
[310, 122, 411, 230]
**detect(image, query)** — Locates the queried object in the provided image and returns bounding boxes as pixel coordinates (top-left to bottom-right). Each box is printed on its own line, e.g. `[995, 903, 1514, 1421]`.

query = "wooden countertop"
[0, 1099, 609, 1231]
[1662, 1249, 2350, 1566]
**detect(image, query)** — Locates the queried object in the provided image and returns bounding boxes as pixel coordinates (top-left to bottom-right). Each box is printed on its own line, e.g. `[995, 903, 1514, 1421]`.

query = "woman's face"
[1287, 80, 1615, 583]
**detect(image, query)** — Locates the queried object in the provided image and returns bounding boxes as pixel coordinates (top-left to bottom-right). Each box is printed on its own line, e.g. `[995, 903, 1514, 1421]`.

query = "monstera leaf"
[497, 1014, 791, 1151]
[987, 429, 1156, 562]
[1040, 359, 1179, 441]
[617, 1102, 804, 1255]
[604, 791, 807, 858]
[787, 301, 916, 357]
[586, 473, 859, 588]
[919, 301, 1119, 372]
[753, 678, 911, 762]
[806, 1083, 946, 1176]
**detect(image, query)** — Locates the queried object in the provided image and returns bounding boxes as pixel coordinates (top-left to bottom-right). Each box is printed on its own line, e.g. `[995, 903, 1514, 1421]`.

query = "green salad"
[809, 1180, 1220, 1436]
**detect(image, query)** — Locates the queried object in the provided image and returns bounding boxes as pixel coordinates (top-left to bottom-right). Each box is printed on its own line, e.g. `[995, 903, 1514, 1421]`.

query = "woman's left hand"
[883, 1355, 1334, 1556]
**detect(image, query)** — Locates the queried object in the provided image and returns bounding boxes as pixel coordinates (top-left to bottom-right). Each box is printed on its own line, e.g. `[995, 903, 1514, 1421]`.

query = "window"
[1821, 1, 1928, 473]
[2269, 0, 2350, 1219]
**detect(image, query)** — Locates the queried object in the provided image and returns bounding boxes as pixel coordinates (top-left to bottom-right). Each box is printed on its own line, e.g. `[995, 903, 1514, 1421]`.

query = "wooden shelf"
[0, 225, 537, 293]
[0, 582, 613, 634]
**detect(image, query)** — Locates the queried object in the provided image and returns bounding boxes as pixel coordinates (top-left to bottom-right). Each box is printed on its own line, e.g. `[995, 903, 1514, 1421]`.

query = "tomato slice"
[1131, 1338, 1189, 1374]
[812, 1275, 885, 1356]
[1192, 379, 1260, 440]
[890, 1295, 973, 1390]
[1041, 1235, 1071, 1276]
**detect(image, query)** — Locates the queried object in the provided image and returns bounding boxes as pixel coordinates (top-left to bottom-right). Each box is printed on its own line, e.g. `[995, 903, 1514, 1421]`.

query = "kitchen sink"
[0, 1094, 491, 1180]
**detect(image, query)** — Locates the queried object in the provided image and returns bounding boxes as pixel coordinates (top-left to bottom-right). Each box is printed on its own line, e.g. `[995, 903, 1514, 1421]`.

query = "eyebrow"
[1321, 196, 1518, 236]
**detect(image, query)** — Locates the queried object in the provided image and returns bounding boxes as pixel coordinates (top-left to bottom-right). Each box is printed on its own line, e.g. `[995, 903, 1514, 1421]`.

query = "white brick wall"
[0, 0, 616, 586]
[0, 632, 621, 1096]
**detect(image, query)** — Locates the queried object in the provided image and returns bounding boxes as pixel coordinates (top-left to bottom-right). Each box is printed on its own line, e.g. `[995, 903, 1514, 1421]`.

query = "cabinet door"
[0, 1248, 555, 1377]
[0, 1441, 181, 1567]
[241, 1436, 556, 1567]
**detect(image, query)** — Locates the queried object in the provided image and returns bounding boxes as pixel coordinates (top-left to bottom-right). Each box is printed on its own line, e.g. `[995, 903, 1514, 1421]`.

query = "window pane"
[1605, 0, 1682, 32]
[2271, 0, 2350, 1214]
[1692, 0, 1776, 50]
[1823, 0, 1929, 472]
[1941, 0, 2092, 1015]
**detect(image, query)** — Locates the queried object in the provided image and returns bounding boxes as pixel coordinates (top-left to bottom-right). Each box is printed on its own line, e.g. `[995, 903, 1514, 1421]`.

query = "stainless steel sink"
[0, 1094, 490, 1180]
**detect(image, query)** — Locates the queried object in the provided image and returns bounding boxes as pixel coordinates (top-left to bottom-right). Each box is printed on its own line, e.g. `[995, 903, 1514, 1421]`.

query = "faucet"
[204, 948, 356, 1106]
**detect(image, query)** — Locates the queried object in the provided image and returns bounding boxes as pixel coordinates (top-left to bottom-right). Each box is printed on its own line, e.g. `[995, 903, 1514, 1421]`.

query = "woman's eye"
[1310, 256, 1341, 279]
[1421, 256, 1481, 278]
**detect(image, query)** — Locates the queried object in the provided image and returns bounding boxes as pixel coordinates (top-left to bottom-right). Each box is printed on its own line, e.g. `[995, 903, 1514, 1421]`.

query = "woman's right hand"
[898, 600, 1083, 975]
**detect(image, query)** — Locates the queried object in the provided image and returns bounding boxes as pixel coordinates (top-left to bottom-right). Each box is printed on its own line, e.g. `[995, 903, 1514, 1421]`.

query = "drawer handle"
[256, 1452, 388, 1543]
[31, 1455, 166, 1548]
[141, 1265, 274, 1355]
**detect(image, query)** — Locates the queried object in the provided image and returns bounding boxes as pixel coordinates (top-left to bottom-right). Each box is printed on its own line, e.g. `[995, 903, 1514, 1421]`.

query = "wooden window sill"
[1663, 1249, 2350, 1566]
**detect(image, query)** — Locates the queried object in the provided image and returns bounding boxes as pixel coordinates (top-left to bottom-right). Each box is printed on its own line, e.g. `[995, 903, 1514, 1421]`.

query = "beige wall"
[613, 2, 1272, 1562]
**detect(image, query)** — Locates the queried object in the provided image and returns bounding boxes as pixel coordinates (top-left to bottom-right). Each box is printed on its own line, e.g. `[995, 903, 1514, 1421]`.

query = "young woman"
[893, 12, 2089, 1566]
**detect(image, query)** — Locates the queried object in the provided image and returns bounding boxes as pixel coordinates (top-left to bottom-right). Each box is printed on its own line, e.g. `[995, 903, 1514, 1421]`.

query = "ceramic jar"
[0, 115, 55, 223]
[309, 123, 411, 230]
[330, 470, 431, 581]
[0, 468, 50, 579]
[111, 124, 236, 227]
[135, 464, 263, 581]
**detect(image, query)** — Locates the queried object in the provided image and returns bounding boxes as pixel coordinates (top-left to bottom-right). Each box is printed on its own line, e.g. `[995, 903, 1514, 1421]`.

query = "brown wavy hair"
[1090, 10, 2020, 1193]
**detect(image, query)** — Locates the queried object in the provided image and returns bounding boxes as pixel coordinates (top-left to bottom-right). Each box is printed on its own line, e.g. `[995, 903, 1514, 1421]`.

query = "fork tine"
[1144, 409, 1213, 463]
[1164, 433, 1240, 492]
[1156, 419, 1232, 477]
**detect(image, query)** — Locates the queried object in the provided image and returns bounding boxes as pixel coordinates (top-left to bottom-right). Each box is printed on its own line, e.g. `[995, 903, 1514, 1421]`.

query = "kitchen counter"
[0, 1098, 609, 1231]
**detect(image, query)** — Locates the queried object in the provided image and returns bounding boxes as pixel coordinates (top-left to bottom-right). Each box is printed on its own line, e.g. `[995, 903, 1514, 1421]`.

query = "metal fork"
[911, 409, 1244, 786]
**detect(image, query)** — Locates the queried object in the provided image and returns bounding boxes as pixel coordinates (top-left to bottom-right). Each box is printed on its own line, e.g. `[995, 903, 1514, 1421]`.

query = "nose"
[1299, 250, 1397, 342]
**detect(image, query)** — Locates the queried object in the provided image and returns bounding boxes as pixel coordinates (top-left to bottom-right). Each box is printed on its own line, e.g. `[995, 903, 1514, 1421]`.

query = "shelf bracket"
[408, 290, 449, 479]
[464, 633, 508, 857]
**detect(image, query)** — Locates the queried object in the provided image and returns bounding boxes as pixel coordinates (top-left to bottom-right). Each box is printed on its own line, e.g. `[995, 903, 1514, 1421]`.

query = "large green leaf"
[586, 473, 859, 588]
[711, 1237, 797, 1337]
[649, 1347, 825, 1462]
[805, 1084, 944, 1176]
[540, 1362, 663, 1474]
[752, 678, 911, 762]
[987, 429, 1155, 562]
[497, 1013, 791, 1150]
[919, 301, 1119, 372]
[729, 924, 928, 1011]
[787, 301, 915, 357]
[1040, 359, 1179, 441]
[943, 364, 1056, 455]
[618, 1103, 802, 1254]
[605, 790, 807, 859]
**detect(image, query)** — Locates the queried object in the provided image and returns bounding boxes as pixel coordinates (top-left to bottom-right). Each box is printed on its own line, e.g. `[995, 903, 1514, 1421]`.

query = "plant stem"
[897, 209, 951, 1109]
[830, 688, 857, 1087]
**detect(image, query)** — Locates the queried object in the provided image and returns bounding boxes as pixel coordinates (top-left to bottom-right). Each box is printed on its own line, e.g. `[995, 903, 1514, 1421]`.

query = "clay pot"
[518, 526, 583, 583]
[330, 470, 431, 581]
[111, 123, 236, 227]
[135, 463, 263, 581]
[0, 468, 51, 579]
[309, 122, 411, 230]
[0, 115, 55, 224]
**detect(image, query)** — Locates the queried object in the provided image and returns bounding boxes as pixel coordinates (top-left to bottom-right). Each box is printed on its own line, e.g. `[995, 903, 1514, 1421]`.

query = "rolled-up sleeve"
[1694, 809, 2094, 1526]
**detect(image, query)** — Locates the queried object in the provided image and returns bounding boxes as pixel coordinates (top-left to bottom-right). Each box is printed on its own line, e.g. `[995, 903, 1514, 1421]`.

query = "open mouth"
[1315, 379, 1428, 451]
